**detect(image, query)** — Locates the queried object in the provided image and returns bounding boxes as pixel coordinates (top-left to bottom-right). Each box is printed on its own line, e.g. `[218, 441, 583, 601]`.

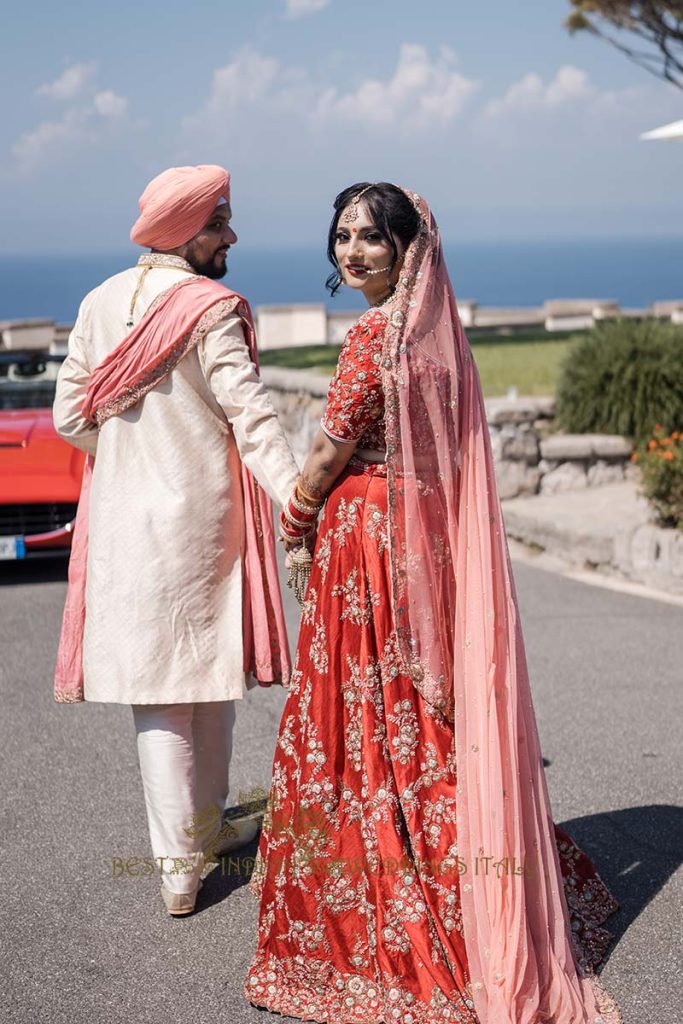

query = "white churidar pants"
[132, 701, 236, 894]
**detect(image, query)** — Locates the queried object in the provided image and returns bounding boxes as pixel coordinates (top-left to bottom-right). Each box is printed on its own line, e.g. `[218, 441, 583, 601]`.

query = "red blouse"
[321, 307, 388, 451]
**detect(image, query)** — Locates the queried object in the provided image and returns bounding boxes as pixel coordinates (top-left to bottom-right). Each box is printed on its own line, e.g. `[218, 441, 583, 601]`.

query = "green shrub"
[633, 426, 683, 530]
[555, 320, 683, 443]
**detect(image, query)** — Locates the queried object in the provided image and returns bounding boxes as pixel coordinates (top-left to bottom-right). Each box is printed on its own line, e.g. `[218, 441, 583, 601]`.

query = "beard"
[186, 247, 228, 279]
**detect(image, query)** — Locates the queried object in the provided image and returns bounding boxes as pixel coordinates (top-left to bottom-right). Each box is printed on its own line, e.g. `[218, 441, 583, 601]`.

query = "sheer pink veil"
[382, 192, 621, 1024]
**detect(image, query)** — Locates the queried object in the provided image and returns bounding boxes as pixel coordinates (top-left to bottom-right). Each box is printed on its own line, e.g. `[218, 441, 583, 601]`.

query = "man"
[53, 165, 299, 916]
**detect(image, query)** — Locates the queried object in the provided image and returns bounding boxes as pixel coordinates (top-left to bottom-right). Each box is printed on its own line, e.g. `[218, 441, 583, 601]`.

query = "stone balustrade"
[3, 298, 682, 354]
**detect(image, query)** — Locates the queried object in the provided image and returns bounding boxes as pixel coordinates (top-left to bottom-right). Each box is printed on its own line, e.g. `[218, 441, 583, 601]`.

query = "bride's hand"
[283, 530, 317, 567]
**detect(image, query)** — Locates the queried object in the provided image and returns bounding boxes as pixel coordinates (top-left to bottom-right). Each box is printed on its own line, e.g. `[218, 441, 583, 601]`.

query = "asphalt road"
[1, 554, 681, 1024]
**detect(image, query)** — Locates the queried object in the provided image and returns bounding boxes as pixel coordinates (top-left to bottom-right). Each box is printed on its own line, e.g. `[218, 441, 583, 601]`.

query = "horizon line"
[1, 233, 683, 259]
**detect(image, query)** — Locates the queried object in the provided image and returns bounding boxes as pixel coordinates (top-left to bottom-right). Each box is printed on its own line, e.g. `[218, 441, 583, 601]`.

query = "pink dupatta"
[54, 276, 291, 703]
[383, 194, 621, 1023]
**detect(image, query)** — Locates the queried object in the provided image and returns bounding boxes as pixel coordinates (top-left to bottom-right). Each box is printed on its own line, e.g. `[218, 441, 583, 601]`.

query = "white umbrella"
[640, 118, 683, 141]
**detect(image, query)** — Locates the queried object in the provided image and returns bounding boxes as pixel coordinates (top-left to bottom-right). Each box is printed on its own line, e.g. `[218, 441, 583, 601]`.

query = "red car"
[0, 351, 85, 560]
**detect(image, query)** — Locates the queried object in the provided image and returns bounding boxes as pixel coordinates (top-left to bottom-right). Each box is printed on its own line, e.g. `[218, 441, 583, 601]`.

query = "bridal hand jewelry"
[286, 541, 313, 606]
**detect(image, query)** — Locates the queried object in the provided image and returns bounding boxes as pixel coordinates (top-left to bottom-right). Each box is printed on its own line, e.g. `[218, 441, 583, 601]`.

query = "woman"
[245, 183, 622, 1023]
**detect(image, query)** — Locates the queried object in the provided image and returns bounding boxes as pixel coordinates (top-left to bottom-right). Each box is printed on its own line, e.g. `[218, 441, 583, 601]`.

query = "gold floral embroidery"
[331, 567, 380, 626]
[310, 621, 329, 675]
[322, 308, 388, 451]
[314, 528, 333, 582]
[247, 453, 618, 1024]
[334, 496, 365, 546]
[365, 502, 389, 554]
[301, 587, 318, 625]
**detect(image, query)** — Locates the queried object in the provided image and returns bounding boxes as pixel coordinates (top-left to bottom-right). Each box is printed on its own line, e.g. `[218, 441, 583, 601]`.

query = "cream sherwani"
[54, 265, 299, 706]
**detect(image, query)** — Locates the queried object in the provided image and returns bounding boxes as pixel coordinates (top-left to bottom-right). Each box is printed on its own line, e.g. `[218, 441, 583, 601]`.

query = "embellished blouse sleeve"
[321, 310, 386, 443]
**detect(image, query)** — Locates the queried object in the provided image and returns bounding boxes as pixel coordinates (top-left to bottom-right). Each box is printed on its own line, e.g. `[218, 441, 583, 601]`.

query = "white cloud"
[486, 65, 595, 117]
[285, 0, 329, 18]
[318, 44, 479, 127]
[8, 60, 131, 175]
[11, 109, 87, 167]
[185, 43, 478, 139]
[198, 49, 281, 118]
[93, 90, 128, 118]
[545, 66, 594, 106]
[10, 89, 129, 174]
[36, 62, 96, 101]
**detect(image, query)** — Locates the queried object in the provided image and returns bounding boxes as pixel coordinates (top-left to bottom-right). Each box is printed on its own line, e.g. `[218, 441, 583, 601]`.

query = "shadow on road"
[194, 806, 683, 942]
[0, 555, 69, 586]
[561, 804, 683, 959]
[195, 837, 260, 914]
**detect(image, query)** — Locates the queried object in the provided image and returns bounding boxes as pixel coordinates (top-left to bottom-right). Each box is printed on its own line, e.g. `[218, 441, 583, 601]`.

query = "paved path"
[1, 555, 681, 1024]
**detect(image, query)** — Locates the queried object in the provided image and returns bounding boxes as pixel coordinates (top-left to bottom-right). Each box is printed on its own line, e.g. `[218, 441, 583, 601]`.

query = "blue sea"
[0, 237, 681, 324]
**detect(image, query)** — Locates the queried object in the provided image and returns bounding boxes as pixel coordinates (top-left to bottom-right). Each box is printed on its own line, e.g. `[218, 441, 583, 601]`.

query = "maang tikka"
[342, 184, 375, 223]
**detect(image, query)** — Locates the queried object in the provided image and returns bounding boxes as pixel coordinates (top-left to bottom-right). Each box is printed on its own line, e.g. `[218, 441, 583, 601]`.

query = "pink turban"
[130, 164, 231, 249]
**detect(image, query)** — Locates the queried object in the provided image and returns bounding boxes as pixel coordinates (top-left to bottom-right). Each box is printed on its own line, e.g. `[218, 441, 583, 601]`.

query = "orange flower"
[648, 439, 657, 451]
[630, 452, 638, 462]
[663, 450, 674, 461]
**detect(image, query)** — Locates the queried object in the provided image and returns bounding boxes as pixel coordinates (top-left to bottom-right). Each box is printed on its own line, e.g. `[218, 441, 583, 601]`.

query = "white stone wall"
[256, 305, 328, 349]
[260, 369, 635, 499]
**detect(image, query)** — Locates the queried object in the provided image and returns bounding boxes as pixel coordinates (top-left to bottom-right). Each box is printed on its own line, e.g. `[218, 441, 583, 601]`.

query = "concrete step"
[502, 481, 683, 595]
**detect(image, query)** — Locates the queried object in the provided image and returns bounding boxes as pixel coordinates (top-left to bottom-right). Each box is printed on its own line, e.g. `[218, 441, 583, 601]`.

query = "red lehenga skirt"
[245, 458, 619, 1024]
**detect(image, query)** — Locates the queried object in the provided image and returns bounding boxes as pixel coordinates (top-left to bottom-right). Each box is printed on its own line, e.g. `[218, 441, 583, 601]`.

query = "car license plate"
[0, 536, 26, 560]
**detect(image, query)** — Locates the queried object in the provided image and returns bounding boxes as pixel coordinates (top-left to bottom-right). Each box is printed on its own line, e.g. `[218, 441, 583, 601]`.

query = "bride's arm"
[298, 428, 357, 501]
[280, 310, 385, 549]
[280, 428, 356, 552]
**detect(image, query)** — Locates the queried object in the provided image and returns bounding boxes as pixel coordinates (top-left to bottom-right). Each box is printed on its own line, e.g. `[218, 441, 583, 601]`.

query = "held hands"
[279, 479, 325, 548]
[279, 479, 324, 604]
[283, 529, 318, 566]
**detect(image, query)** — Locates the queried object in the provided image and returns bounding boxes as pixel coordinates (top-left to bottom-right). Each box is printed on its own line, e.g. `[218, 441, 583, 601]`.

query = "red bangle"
[286, 499, 317, 525]
[283, 507, 315, 531]
[279, 510, 310, 540]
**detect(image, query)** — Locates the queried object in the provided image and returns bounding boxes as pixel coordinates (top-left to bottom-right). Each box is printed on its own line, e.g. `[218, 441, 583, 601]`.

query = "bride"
[245, 182, 622, 1024]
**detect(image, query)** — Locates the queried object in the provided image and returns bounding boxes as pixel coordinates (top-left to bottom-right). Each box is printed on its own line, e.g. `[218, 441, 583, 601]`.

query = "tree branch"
[566, 1, 683, 88]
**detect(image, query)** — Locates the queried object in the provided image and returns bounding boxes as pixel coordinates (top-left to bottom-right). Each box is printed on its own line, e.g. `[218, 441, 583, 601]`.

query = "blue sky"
[1, 0, 681, 252]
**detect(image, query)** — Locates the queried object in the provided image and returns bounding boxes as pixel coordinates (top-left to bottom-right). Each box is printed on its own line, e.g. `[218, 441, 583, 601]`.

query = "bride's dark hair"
[325, 182, 421, 296]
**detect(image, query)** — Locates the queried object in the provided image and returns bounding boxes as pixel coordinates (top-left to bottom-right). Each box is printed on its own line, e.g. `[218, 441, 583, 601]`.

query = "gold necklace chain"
[126, 266, 151, 329]
[126, 254, 197, 329]
[371, 286, 395, 309]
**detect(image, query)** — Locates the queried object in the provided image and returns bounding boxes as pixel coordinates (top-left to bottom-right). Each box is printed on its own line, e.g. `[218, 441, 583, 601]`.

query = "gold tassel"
[286, 542, 313, 606]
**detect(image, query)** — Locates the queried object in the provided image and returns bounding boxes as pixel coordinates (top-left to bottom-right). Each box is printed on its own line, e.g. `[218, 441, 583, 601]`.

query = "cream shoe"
[160, 879, 203, 916]
[209, 810, 264, 858]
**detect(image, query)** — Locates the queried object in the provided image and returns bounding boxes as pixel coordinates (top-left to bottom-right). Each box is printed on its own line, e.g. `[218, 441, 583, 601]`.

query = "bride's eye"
[335, 232, 350, 243]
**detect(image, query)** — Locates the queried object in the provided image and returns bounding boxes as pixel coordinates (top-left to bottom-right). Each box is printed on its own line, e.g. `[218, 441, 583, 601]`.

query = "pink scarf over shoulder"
[54, 275, 291, 703]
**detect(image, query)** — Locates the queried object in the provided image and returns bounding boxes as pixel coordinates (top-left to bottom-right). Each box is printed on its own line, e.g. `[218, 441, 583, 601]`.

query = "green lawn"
[260, 330, 583, 397]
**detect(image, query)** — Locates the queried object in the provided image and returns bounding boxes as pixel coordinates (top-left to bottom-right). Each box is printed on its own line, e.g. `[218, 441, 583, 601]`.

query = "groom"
[53, 164, 299, 916]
